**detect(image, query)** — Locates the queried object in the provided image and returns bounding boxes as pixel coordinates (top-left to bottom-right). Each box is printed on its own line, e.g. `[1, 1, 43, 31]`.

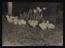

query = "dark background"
[2, 2, 63, 23]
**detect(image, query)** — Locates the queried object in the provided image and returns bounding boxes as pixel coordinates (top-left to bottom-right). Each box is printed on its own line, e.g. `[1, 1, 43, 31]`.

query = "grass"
[2, 16, 63, 46]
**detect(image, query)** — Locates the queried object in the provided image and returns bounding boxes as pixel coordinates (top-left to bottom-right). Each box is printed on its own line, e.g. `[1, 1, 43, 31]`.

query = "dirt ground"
[2, 16, 63, 46]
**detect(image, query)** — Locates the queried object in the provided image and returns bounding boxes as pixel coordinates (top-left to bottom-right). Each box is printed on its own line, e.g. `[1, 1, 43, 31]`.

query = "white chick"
[20, 19, 26, 25]
[46, 20, 55, 29]
[48, 23, 55, 29]
[39, 22, 48, 30]
[6, 15, 14, 23]
[17, 19, 26, 25]
[28, 20, 38, 27]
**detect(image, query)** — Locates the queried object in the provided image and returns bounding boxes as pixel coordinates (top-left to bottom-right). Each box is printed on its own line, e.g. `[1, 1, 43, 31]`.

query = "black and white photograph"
[2, 2, 63, 46]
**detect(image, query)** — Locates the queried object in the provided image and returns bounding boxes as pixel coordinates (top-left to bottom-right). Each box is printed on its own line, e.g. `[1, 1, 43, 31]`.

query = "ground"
[2, 16, 63, 46]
